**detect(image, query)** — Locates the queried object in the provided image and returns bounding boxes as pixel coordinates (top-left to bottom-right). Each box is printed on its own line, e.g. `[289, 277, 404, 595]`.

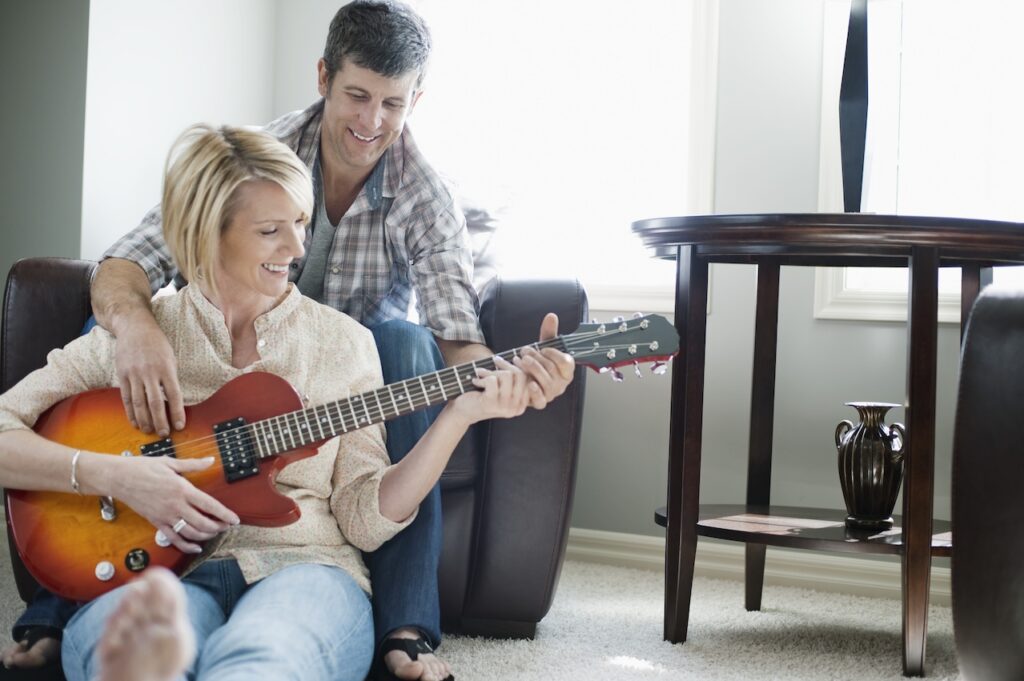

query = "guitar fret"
[290, 412, 301, 446]
[358, 395, 373, 425]
[346, 397, 359, 430]
[313, 405, 326, 440]
[284, 414, 297, 450]
[436, 373, 448, 401]
[386, 384, 400, 418]
[453, 367, 464, 394]
[300, 411, 313, 445]
[337, 401, 349, 433]
[262, 420, 275, 457]
[324, 404, 338, 436]
[248, 419, 262, 456]
[272, 413, 284, 450]
[372, 390, 386, 421]
[417, 376, 429, 407]
[403, 381, 416, 412]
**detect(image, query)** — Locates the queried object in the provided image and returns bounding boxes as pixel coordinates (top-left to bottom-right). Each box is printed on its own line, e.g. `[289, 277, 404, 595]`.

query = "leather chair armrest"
[460, 277, 588, 635]
[2, 257, 97, 603]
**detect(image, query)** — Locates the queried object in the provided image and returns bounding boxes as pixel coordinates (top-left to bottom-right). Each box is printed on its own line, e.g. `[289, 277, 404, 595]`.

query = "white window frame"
[813, 0, 960, 325]
[813, 267, 961, 323]
[587, 0, 719, 314]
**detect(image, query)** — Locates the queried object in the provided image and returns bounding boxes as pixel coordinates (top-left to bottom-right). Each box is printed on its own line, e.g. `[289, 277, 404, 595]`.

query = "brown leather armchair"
[1, 257, 588, 639]
[952, 287, 1024, 681]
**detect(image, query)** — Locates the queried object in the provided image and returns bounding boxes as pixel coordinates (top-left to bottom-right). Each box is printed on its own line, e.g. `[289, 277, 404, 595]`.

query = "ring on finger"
[172, 518, 188, 533]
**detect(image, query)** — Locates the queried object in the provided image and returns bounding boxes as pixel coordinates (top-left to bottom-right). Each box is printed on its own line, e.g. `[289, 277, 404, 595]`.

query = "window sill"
[813, 267, 961, 324]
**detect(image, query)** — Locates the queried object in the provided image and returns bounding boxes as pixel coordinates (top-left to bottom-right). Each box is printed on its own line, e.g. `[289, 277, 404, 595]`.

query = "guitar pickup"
[215, 417, 258, 483]
[140, 438, 176, 458]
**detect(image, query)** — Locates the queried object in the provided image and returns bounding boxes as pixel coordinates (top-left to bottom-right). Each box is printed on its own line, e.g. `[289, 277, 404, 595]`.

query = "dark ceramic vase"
[834, 402, 906, 530]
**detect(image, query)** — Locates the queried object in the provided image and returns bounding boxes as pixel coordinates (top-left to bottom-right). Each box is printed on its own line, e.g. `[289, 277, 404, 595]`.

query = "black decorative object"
[839, 0, 868, 213]
[834, 402, 905, 530]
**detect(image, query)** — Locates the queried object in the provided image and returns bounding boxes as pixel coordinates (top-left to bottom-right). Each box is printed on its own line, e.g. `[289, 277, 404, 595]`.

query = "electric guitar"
[6, 314, 678, 602]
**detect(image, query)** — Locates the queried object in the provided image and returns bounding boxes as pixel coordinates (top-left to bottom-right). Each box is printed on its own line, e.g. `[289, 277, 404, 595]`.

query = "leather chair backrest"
[2, 258, 96, 391]
[952, 286, 1024, 681]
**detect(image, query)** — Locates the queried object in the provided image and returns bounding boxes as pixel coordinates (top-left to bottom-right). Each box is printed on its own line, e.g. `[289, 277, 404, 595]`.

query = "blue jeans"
[13, 319, 446, 649]
[62, 560, 374, 681]
[366, 320, 445, 647]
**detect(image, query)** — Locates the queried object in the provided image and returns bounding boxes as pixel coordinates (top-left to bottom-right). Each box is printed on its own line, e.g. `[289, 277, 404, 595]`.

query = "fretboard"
[246, 337, 565, 459]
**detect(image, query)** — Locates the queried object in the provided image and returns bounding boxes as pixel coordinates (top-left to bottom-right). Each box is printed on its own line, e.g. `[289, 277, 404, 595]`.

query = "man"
[2, 3, 572, 681]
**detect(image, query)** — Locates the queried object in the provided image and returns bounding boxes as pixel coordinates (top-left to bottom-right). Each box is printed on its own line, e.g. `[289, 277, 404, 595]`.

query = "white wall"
[80, 0, 278, 260]
[270, 0, 337, 116]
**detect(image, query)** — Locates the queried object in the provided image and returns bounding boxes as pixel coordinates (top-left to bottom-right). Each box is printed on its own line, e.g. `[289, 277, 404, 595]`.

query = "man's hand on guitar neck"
[93, 258, 186, 437]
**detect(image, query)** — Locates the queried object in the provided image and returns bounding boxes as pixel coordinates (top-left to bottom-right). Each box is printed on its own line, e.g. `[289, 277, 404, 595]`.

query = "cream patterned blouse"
[0, 283, 415, 594]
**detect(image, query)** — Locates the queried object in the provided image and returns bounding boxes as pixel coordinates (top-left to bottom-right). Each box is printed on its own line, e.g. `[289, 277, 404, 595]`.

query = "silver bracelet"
[70, 449, 83, 495]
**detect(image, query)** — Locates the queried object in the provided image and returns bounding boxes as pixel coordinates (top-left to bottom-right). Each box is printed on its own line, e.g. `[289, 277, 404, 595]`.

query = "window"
[412, 1, 719, 312]
[815, 0, 1024, 323]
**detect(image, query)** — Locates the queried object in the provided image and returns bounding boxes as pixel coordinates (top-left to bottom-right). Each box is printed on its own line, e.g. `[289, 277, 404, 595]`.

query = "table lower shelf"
[655, 504, 952, 557]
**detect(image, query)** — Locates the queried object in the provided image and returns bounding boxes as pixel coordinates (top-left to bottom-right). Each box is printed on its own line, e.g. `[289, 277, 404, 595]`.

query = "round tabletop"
[632, 213, 1024, 266]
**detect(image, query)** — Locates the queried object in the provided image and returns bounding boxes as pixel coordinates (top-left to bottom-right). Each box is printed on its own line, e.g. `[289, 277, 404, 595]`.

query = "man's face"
[318, 59, 422, 177]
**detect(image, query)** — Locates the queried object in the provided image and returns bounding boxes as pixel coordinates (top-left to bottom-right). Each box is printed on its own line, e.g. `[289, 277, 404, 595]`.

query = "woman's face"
[214, 180, 306, 308]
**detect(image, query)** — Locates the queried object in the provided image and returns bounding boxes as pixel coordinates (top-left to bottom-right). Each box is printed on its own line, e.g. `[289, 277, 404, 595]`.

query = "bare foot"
[383, 629, 452, 681]
[1, 634, 60, 669]
[97, 567, 195, 681]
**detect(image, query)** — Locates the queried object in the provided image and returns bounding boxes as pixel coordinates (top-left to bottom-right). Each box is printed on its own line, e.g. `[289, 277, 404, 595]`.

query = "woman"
[0, 124, 556, 680]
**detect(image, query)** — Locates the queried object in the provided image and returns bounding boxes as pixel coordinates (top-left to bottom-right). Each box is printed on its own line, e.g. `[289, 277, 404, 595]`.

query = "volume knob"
[95, 561, 115, 582]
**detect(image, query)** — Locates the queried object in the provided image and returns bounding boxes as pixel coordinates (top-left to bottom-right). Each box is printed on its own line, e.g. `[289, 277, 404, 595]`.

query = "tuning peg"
[610, 368, 624, 382]
[611, 316, 625, 323]
[651, 361, 668, 375]
[590, 318, 599, 324]
[634, 361, 643, 378]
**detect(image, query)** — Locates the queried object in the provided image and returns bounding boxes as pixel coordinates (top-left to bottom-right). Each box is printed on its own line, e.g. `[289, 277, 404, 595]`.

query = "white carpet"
[441, 561, 962, 681]
[0, 544, 962, 680]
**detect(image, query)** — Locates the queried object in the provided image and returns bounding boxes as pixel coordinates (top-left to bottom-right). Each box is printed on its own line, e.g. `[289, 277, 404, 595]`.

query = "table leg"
[960, 265, 992, 341]
[745, 263, 780, 611]
[664, 245, 709, 643]
[903, 246, 938, 676]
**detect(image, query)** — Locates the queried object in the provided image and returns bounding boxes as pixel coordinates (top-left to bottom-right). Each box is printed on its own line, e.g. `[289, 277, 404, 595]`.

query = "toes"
[385, 651, 425, 680]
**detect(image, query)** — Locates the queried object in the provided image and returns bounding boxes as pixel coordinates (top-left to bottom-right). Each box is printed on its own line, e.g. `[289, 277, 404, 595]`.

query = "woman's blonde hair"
[161, 124, 314, 296]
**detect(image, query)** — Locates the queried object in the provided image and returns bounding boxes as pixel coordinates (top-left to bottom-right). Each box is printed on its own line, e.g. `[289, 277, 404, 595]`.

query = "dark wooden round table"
[633, 212, 1024, 677]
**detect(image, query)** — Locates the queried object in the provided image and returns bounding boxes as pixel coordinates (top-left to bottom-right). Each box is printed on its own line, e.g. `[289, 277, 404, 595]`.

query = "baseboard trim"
[566, 527, 951, 606]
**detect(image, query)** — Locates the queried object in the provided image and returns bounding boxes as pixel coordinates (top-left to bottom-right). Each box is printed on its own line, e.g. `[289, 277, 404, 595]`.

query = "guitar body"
[6, 372, 323, 602]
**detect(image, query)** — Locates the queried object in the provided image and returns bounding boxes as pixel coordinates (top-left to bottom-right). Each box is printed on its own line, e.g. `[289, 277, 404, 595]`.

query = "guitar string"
[130, 335, 666, 462]
[137, 339, 666, 463]
[119, 327, 665, 462]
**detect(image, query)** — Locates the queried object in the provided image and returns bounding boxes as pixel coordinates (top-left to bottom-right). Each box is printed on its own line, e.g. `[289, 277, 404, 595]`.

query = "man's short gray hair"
[323, 0, 432, 89]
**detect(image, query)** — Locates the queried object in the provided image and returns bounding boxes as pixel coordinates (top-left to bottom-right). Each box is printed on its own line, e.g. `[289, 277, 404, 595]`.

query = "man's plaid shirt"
[104, 99, 485, 344]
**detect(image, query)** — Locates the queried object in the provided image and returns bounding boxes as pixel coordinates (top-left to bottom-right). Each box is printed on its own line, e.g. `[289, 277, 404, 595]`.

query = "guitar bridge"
[214, 417, 258, 482]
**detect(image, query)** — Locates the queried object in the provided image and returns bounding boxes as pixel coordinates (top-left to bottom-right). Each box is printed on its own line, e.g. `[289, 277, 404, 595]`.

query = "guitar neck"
[248, 338, 564, 459]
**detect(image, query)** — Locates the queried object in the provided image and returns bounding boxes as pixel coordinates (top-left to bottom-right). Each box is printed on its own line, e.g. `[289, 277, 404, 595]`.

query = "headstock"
[560, 313, 679, 380]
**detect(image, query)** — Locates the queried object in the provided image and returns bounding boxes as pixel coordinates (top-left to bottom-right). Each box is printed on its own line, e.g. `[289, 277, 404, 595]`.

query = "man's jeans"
[62, 560, 374, 681]
[14, 319, 447, 649]
[366, 320, 445, 646]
